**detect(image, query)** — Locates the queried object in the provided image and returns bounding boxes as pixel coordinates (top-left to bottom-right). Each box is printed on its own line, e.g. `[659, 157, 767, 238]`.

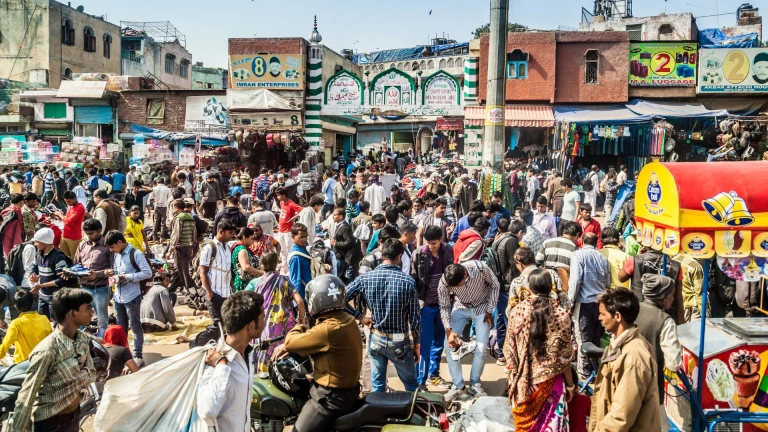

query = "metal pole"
[481, 0, 508, 174]
[695, 258, 711, 432]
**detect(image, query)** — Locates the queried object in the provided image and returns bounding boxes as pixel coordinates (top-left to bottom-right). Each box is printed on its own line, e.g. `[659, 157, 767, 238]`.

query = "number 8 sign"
[251, 56, 266, 77]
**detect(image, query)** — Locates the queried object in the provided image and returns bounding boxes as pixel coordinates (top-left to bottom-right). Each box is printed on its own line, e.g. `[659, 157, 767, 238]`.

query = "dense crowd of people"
[0, 153, 703, 431]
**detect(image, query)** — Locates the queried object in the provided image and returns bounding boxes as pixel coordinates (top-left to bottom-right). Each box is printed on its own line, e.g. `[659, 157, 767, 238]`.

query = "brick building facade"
[554, 31, 629, 103]
[117, 89, 226, 134]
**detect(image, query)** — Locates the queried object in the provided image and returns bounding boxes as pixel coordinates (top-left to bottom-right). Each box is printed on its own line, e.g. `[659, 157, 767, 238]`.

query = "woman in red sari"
[248, 222, 280, 258]
[504, 269, 574, 431]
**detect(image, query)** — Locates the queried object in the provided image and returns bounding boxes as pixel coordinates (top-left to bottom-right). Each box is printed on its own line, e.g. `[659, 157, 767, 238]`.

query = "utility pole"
[482, 0, 508, 174]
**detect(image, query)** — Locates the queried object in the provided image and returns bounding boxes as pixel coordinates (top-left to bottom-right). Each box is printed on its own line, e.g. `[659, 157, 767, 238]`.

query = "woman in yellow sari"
[125, 206, 149, 253]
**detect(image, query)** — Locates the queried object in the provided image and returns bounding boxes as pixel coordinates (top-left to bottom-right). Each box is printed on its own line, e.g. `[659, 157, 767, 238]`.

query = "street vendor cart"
[634, 161, 768, 432]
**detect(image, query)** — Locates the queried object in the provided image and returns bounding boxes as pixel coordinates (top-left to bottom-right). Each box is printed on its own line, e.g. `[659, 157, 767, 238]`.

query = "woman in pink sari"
[246, 251, 306, 372]
[504, 269, 574, 431]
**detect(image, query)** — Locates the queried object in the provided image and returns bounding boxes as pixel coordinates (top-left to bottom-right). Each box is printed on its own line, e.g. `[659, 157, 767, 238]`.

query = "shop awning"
[56, 81, 108, 99]
[464, 105, 554, 127]
[553, 105, 652, 124]
[625, 99, 728, 119]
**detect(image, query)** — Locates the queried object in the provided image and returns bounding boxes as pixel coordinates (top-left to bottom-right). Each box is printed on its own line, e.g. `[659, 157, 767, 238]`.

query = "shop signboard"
[436, 117, 464, 131]
[422, 71, 460, 106]
[629, 42, 697, 87]
[230, 112, 302, 129]
[370, 69, 415, 106]
[185, 96, 229, 131]
[485, 105, 504, 125]
[228, 54, 304, 89]
[698, 48, 768, 93]
[324, 70, 363, 106]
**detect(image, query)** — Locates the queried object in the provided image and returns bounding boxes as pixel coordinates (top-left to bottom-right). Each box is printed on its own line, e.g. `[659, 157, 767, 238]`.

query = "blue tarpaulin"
[698, 28, 759, 48]
[625, 99, 728, 118]
[553, 105, 652, 124]
[129, 123, 229, 146]
[354, 42, 468, 64]
[432, 42, 469, 53]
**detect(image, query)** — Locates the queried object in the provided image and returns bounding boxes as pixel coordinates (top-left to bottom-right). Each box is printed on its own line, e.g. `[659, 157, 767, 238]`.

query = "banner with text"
[698, 48, 768, 93]
[229, 54, 305, 89]
[629, 42, 698, 87]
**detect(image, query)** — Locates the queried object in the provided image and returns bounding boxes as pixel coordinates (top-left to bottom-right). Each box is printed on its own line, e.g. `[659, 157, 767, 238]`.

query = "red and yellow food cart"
[635, 161, 768, 432]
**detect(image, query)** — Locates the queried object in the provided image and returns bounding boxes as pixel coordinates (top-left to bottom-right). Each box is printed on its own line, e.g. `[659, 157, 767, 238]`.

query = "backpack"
[88, 175, 99, 190]
[599, 175, 608, 193]
[287, 250, 328, 282]
[127, 248, 153, 294]
[256, 176, 271, 197]
[581, 173, 595, 192]
[480, 247, 502, 283]
[191, 240, 217, 290]
[353, 220, 373, 241]
[7, 241, 33, 285]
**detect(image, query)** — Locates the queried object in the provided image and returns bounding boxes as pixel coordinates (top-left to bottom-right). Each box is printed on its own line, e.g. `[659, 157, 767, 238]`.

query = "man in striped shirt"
[535, 221, 582, 288]
[199, 222, 236, 325]
[345, 239, 421, 393]
[438, 260, 500, 400]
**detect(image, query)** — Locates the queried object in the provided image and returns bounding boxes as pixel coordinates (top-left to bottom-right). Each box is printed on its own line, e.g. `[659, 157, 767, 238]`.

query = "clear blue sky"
[77, 0, 750, 67]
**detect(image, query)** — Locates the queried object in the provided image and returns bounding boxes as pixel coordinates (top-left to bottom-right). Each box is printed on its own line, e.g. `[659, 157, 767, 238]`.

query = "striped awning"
[464, 105, 554, 127]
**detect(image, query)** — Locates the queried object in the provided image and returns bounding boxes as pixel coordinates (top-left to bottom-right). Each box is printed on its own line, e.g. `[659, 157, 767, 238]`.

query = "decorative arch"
[420, 60, 427, 69]
[421, 69, 461, 105]
[397, 62, 403, 69]
[447, 58, 455, 68]
[439, 59, 447, 69]
[324, 68, 364, 106]
[411, 61, 419, 70]
[427, 60, 435, 69]
[369, 67, 417, 106]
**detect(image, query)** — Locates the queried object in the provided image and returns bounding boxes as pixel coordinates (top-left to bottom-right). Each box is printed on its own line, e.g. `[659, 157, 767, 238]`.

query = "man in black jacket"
[411, 225, 454, 391]
[490, 218, 523, 364]
[331, 208, 362, 283]
[213, 196, 248, 234]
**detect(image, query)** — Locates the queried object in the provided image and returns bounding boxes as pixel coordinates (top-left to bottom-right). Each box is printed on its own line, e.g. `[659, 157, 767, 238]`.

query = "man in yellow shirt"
[599, 227, 630, 289]
[0, 290, 52, 363]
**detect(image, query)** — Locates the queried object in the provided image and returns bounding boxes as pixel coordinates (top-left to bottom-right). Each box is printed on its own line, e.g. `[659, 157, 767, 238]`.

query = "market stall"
[552, 105, 653, 176]
[625, 100, 728, 163]
[634, 161, 768, 432]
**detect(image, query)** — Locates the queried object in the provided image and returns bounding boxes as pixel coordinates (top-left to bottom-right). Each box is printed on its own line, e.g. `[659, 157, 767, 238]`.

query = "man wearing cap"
[455, 174, 477, 219]
[28, 227, 69, 320]
[635, 274, 683, 432]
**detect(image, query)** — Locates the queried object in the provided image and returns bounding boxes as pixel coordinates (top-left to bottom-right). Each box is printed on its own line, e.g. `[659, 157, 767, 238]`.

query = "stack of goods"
[130, 135, 175, 166]
[0, 139, 27, 165]
[59, 137, 102, 167]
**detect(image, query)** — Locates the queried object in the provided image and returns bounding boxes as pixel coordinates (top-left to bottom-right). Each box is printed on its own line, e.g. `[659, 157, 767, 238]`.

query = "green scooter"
[250, 336, 449, 432]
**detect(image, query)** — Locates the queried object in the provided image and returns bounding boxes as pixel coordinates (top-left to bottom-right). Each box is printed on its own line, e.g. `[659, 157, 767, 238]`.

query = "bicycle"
[577, 342, 604, 396]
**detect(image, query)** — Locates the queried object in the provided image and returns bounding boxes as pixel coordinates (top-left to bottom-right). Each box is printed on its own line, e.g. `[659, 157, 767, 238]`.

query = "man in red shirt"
[1, 194, 24, 258]
[54, 190, 86, 259]
[576, 203, 603, 249]
[276, 187, 303, 273]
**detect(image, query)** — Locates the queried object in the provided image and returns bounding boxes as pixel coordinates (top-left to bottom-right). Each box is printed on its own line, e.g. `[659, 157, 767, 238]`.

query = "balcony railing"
[121, 49, 143, 63]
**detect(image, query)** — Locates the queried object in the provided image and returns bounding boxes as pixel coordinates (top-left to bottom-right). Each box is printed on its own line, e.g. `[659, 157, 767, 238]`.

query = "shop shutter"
[44, 103, 67, 119]
[74, 106, 114, 124]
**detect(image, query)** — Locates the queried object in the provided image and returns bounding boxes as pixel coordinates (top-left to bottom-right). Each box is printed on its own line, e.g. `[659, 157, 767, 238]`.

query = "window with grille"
[585, 50, 599, 84]
[147, 99, 165, 125]
[103, 34, 112, 58]
[195, 81, 203, 89]
[44, 103, 67, 119]
[206, 83, 214, 89]
[165, 55, 175, 74]
[83, 27, 96, 52]
[626, 24, 643, 41]
[180, 60, 189, 78]
[506, 49, 528, 79]
[61, 20, 75, 46]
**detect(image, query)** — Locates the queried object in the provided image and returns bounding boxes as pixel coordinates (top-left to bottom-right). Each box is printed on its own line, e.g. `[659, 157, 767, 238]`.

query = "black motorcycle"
[252, 337, 449, 432]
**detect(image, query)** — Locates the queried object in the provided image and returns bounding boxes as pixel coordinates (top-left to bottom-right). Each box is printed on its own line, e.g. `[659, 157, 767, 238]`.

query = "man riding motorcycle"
[272, 274, 363, 432]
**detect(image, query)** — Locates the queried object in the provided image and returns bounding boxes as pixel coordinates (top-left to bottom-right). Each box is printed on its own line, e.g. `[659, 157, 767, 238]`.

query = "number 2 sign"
[629, 42, 698, 87]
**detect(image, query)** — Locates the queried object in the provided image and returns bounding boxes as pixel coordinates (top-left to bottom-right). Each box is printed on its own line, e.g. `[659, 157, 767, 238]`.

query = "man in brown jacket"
[590, 287, 661, 432]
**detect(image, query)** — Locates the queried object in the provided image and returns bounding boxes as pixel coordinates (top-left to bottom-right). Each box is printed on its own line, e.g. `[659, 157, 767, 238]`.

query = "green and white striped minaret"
[463, 57, 478, 104]
[305, 16, 323, 151]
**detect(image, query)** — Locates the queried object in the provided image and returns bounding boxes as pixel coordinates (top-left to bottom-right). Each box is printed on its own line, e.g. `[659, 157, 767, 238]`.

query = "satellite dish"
[76, 5, 84, 12]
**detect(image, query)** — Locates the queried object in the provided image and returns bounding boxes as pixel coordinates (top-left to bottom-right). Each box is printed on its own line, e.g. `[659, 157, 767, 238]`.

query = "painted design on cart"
[645, 172, 664, 215]
[702, 191, 755, 227]
[706, 359, 736, 403]
[753, 233, 768, 258]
